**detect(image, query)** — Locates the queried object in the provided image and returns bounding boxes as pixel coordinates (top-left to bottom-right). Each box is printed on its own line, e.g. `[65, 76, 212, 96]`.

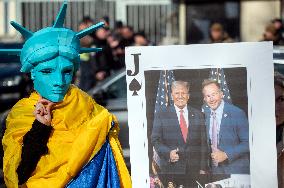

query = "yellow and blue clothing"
[2, 85, 131, 187]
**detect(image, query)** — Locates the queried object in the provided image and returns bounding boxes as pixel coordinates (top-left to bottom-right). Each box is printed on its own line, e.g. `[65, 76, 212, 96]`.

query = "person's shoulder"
[9, 93, 36, 116]
[154, 106, 178, 118]
[68, 85, 113, 120]
[71, 85, 105, 104]
[155, 106, 172, 114]
[69, 84, 95, 101]
[6, 94, 36, 130]
[69, 84, 88, 95]
[224, 102, 245, 115]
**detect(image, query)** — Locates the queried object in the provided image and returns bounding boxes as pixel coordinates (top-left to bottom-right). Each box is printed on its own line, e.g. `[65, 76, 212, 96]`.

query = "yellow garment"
[3, 85, 132, 188]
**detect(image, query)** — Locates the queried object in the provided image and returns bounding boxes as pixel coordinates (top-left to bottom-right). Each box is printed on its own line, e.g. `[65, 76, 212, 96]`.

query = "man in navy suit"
[202, 79, 250, 174]
[151, 81, 208, 187]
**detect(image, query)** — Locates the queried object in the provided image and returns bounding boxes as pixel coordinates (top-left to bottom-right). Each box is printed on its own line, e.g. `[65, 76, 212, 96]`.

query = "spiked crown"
[0, 1, 104, 73]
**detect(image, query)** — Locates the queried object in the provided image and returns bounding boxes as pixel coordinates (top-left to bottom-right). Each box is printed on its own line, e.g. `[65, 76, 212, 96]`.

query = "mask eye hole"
[63, 69, 72, 75]
[39, 69, 53, 74]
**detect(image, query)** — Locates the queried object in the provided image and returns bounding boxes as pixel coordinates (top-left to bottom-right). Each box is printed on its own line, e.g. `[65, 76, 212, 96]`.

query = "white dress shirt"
[209, 100, 225, 144]
[174, 104, 189, 128]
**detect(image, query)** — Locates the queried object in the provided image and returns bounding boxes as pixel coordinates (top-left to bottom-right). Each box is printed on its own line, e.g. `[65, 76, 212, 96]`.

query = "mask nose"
[53, 72, 65, 87]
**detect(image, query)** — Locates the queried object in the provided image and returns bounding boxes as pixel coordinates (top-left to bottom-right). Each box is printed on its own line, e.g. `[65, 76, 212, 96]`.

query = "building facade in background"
[0, 0, 281, 44]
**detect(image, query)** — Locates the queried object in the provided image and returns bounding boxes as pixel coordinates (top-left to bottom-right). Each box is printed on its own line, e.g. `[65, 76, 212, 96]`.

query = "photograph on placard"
[125, 42, 276, 188]
[146, 68, 249, 188]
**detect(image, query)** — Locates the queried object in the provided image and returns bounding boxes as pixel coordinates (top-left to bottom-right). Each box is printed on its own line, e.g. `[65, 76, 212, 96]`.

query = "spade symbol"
[129, 78, 141, 96]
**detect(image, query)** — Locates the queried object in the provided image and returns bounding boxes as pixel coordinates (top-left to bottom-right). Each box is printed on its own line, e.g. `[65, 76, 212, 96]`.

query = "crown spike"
[80, 47, 102, 54]
[53, 1, 67, 28]
[76, 22, 104, 39]
[0, 49, 21, 56]
[10, 21, 33, 39]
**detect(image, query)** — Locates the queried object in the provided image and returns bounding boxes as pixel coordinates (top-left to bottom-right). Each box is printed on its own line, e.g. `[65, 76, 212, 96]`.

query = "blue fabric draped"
[66, 140, 120, 188]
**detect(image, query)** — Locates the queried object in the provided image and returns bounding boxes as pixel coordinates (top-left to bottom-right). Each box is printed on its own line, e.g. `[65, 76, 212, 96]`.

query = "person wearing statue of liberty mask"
[1, 2, 131, 188]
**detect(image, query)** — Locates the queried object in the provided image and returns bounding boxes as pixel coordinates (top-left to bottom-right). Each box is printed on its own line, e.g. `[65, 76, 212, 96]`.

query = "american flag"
[153, 70, 175, 168]
[209, 68, 232, 103]
[154, 70, 175, 113]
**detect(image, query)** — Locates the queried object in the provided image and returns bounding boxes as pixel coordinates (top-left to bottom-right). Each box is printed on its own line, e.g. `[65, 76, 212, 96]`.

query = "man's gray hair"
[171, 81, 190, 92]
[202, 79, 221, 91]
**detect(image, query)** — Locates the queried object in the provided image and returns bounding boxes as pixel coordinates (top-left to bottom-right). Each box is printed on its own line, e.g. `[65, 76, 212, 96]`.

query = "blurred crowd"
[77, 16, 151, 91]
[206, 22, 234, 43]
[205, 18, 284, 45]
[76, 15, 284, 92]
[262, 18, 284, 45]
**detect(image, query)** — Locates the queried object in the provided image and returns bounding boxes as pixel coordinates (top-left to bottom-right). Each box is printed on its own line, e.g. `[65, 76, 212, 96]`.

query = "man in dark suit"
[202, 79, 250, 174]
[151, 81, 208, 187]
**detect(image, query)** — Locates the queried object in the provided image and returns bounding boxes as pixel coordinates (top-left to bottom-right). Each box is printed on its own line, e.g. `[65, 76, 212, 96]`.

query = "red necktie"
[179, 109, 188, 143]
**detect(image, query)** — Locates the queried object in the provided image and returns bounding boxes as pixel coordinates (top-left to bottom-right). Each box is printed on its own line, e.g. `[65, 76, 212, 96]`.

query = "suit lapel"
[204, 107, 211, 138]
[219, 102, 229, 140]
[187, 106, 195, 142]
[169, 106, 185, 145]
[188, 106, 194, 123]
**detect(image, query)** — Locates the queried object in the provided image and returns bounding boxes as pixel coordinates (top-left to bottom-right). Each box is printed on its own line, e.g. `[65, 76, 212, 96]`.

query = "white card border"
[125, 42, 276, 188]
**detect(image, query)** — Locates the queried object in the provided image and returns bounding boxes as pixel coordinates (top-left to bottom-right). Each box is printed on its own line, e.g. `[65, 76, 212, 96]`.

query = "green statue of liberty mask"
[0, 1, 104, 102]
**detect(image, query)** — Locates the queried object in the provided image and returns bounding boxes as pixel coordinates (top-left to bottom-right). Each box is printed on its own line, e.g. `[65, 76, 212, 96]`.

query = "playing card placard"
[125, 43, 276, 188]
